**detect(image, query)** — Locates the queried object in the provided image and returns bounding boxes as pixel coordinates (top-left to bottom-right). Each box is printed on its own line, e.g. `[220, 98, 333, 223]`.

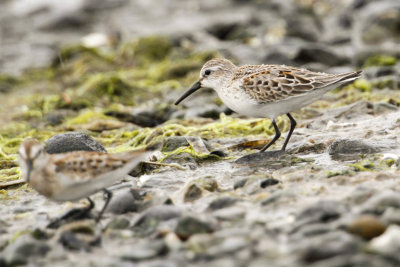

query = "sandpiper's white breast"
[216, 83, 336, 120]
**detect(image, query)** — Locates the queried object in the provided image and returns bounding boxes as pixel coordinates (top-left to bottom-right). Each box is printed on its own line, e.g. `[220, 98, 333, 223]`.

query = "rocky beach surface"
[1, 0, 400, 266]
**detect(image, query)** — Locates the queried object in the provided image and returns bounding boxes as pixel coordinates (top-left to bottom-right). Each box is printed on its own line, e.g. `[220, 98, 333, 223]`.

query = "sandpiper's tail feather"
[336, 70, 363, 83]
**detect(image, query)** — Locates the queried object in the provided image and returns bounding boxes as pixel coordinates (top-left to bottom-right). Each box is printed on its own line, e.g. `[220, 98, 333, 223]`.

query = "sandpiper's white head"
[18, 139, 47, 183]
[175, 58, 236, 105]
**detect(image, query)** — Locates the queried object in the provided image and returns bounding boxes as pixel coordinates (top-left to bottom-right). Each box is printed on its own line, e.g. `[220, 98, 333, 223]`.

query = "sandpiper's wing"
[50, 149, 151, 201]
[238, 65, 362, 103]
[52, 150, 149, 182]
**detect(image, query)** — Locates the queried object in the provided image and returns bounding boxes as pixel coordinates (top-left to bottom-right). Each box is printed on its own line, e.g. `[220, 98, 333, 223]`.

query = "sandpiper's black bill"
[174, 80, 202, 105]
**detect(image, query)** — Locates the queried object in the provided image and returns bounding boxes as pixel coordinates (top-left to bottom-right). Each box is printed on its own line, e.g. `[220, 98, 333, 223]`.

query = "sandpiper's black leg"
[96, 189, 112, 222]
[47, 198, 95, 228]
[260, 119, 281, 152]
[281, 113, 297, 151]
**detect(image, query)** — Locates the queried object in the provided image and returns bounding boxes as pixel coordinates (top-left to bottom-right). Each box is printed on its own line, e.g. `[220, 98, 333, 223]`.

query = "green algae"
[363, 55, 397, 68]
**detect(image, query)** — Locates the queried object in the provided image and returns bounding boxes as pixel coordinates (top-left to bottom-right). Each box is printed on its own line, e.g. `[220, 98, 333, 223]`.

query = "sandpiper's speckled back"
[235, 65, 361, 104]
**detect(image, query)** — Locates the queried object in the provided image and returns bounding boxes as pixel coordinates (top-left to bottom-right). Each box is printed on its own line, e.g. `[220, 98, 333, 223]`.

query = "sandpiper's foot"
[47, 198, 95, 229]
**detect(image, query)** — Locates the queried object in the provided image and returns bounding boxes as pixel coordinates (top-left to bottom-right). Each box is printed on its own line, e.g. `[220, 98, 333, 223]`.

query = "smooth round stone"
[45, 132, 106, 154]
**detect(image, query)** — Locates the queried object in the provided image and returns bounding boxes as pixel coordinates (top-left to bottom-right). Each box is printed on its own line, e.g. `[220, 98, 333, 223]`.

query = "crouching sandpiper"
[175, 58, 362, 152]
[19, 139, 152, 227]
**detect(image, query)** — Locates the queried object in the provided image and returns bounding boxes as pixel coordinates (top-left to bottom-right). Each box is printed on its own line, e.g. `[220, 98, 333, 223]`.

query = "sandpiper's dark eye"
[204, 69, 211, 76]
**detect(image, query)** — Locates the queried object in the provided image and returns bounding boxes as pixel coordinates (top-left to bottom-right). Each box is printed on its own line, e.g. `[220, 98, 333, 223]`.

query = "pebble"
[347, 215, 386, 240]
[260, 178, 280, 188]
[45, 132, 106, 154]
[297, 231, 361, 263]
[183, 184, 203, 202]
[328, 139, 379, 155]
[208, 197, 238, 210]
[368, 224, 400, 257]
[119, 240, 169, 261]
[133, 205, 182, 227]
[174, 216, 214, 240]
[3, 235, 51, 265]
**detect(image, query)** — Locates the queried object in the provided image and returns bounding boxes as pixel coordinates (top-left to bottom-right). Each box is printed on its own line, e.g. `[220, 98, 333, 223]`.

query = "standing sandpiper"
[175, 58, 362, 152]
[19, 139, 152, 227]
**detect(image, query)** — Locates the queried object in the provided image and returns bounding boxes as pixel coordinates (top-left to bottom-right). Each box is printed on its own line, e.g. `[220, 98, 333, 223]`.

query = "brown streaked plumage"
[18, 139, 152, 224]
[175, 58, 362, 152]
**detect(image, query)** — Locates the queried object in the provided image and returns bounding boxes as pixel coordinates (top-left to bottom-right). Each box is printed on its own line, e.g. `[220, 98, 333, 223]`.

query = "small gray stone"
[133, 205, 182, 227]
[45, 132, 106, 154]
[294, 44, 350, 67]
[208, 197, 238, 211]
[296, 201, 348, 225]
[4, 235, 51, 265]
[106, 189, 146, 214]
[297, 231, 361, 263]
[260, 178, 280, 188]
[233, 178, 249, 189]
[328, 139, 379, 155]
[359, 191, 400, 215]
[175, 216, 214, 240]
[183, 184, 203, 202]
[368, 225, 400, 257]
[120, 240, 169, 261]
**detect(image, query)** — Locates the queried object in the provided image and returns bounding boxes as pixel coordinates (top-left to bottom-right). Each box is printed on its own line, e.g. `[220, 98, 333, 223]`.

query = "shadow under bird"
[18, 139, 152, 228]
[175, 58, 362, 152]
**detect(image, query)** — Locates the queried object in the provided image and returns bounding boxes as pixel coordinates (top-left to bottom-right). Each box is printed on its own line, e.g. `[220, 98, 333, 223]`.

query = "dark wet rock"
[45, 132, 106, 154]
[290, 223, 333, 241]
[286, 15, 320, 42]
[133, 205, 182, 227]
[183, 104, 231, 120]
[235, 151, 309, 169]
[328, 139, 379, 155]
[307, 253, 397, 267]
[233, 178, 249, 189]
[294, 44, 350, 67]
[120, 239, 169, 261]
[162, 136, 190, 152]
[373, 102, 398, 115]
[205, 236, 249, 258]
[297, 231, 361, 263]
[296, 201, 348, 226]
[212, 206, 247, 221]
[264, 50, 295, 66]
[261, 190, 296, 206]
[106, 216, 131, 230]
[289, 142, 327, 154]
[184, 183, 203, 202]
[105, 105, 175, 127]
[208, 197, 238, 211]
[359, 191, 400, 215]
[45, 113, 65, 126]
[30, 228, 50, 241]
[353, 1, 400, 50]
[206, 22, 252, 41]
[175, 216, 214, 240]
[162, 152, 198, 169]
[57, 221, 100, 251]
[198, 176, 220, 192]
[4, 235, 51, 265]
[59, 230, 93, 251]
[260, 178, 280, 188]
[363, 66, 398, 79]
[345, 186, 376, 205]
[106, 189, 147, 214]
[346, 215, 386, 240]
